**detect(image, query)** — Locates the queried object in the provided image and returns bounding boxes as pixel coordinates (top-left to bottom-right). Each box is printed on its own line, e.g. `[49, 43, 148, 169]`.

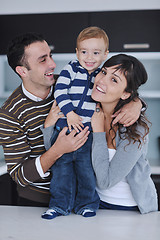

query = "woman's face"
[91, 66, 130, 105]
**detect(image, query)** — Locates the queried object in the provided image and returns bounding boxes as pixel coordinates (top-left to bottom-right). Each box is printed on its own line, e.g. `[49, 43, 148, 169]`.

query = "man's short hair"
[7, 32, 45, 72]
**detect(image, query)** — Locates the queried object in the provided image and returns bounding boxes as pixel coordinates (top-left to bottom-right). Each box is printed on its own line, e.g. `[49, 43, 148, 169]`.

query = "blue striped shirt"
[54, 60, 100, 131]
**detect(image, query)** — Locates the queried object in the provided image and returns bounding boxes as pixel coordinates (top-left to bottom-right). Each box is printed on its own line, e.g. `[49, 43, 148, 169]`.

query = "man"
[0, 33, 142, 206]
[0, 33, 90, 206]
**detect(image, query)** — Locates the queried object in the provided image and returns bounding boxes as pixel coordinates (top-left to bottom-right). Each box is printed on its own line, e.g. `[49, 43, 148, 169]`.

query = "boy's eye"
[94, 52, 99, 55]
[82, 50, 86, 54]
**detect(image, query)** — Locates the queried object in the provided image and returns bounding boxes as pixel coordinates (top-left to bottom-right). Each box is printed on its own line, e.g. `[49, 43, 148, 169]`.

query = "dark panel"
[0, 10, 159, 54]
[151, 174, 160, 210]
[0, 12, 89, 54]
[0, 173, 18, 205]
[90, 10, 160, 52]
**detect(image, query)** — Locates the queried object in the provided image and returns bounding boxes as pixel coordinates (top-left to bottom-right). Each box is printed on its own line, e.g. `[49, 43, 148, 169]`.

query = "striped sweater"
[54, 60, 100, 131]
[0, 85, 54, 203]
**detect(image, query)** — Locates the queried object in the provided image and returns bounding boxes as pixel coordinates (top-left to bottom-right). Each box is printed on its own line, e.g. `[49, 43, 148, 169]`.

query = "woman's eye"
[101, 70, 107, 75]
[112, 78, 117, 83]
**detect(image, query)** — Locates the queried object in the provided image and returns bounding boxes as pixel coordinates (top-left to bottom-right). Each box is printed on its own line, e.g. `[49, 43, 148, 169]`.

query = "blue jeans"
[49, 130, 100, 215]
[99, 200, 139, 211]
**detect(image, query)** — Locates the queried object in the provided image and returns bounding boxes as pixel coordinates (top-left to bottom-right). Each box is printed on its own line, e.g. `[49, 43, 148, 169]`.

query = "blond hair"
[76, 26, 109, 51]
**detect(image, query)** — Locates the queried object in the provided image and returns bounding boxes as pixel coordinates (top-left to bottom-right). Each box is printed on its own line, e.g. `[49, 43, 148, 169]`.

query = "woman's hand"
[112, 98, 142, 127]
[44, 100, 64, 128]
[91, 104, 105, 132]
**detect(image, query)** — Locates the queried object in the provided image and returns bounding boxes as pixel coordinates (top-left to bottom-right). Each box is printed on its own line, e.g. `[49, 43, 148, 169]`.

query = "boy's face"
[76, 38, 108, 74]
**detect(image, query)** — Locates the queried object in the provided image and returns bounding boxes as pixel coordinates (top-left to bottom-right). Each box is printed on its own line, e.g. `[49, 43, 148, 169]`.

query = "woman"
[91, 54, 158, 214]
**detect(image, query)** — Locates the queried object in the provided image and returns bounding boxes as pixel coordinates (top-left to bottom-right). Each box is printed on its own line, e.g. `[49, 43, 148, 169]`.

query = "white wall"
[0, 0, 160, 15]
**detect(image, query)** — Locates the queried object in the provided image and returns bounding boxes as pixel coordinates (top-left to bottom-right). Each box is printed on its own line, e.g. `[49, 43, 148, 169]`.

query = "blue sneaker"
[82, 209, 96, 218]
[41, 209, 62, 220]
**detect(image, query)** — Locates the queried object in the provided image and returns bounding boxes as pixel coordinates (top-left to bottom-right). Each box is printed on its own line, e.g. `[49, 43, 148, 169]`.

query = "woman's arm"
[92, 130, 148, 190]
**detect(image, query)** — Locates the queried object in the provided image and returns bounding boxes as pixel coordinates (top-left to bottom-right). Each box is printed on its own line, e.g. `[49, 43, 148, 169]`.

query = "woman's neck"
[101, 103, 115, 123]
[102, 103, 117, 149]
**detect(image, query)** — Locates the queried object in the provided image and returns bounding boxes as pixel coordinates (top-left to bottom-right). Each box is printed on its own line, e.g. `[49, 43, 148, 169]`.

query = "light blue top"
[92, 128, 158, 214]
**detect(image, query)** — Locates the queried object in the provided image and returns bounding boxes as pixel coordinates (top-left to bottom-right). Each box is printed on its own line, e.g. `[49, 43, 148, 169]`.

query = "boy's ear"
[75, 48, 79, 56]
[103, 50, 109, 61]
[121, 91, 131, 100]
[16, 66, 27, 77]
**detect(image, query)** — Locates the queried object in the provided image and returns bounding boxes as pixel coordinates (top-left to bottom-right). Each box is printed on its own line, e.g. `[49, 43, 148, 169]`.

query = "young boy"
[42, 26, 109, 219]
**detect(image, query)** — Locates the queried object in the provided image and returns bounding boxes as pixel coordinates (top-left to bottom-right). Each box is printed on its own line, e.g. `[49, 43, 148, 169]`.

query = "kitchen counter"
[0, 206, 160, 240]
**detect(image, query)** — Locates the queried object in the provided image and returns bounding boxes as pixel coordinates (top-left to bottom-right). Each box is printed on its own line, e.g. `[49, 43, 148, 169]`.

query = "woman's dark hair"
[102, 54, 150, 148]
[7, 32, 45, 73]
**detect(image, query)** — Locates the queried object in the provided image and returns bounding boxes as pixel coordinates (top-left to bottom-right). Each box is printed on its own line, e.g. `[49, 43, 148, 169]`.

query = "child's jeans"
[49, 130, 100, 215]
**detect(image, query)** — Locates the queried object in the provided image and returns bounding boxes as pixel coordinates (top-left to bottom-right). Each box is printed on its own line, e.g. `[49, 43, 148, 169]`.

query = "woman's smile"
[96, 85, 106, 94]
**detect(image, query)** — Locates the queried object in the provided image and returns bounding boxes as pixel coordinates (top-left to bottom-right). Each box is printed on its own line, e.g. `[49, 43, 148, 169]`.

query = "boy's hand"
[112, 99, 142, 127]
[66, 111, 84, 132]
[44, 100, 64, 128]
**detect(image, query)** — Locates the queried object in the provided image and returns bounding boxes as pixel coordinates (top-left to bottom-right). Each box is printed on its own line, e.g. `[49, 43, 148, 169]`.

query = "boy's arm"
[112, 98, 146, 127]
[54, 62, 84, 132]
[54, 64, 75, 116]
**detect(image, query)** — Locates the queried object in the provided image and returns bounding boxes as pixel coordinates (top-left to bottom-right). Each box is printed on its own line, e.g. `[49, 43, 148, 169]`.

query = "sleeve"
[139, 96, 147, 112]
[54, 63, 76, 116]
[40, 125, 55, 151]
[0, 110, 42, 187]
[92, 130, 148, 190]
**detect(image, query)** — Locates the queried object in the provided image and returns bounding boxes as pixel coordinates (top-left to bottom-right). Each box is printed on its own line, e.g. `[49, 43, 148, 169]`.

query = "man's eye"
[40, 58, 46, 63]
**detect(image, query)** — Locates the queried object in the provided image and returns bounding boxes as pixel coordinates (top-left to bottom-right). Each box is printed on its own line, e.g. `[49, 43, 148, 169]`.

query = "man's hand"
[112, 99, 142, 127]
[54, 126, 90, 155]
[40, 126, 90, 173]
[66, 111, 84, 132]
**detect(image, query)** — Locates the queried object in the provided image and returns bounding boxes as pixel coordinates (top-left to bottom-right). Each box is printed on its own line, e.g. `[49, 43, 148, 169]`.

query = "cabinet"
[90, 10, 160, 52]
[151, 174, 160, 210]
[0, 173, 18, 205]
[0, 10, 160, 54]
[0, 12, 89, 54]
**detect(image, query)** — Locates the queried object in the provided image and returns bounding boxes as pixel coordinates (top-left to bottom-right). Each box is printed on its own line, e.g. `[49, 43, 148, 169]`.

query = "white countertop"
[0, 206, 160, 240]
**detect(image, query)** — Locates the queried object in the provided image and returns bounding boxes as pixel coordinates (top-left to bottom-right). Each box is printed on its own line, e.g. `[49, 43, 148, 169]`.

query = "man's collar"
[22, 83, 53, 102]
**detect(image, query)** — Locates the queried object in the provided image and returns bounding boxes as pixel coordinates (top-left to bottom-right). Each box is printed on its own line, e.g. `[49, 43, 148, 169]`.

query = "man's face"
[23, 40, 56, 92]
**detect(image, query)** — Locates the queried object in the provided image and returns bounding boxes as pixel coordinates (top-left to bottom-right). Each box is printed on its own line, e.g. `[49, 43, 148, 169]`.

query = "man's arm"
[0, 108, 89, 186]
